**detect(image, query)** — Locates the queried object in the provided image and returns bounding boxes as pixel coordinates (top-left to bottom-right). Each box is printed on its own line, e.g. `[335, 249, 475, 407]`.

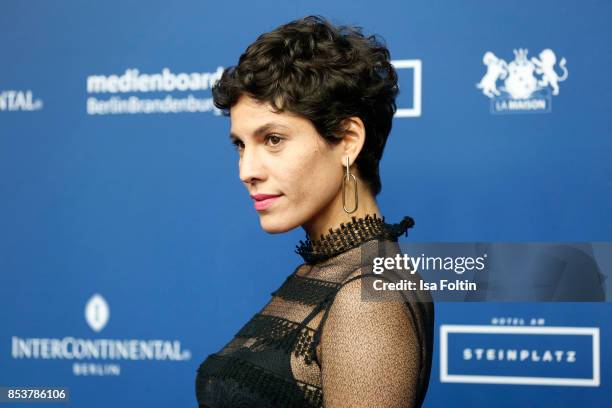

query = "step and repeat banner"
[1, 0, 611, 407]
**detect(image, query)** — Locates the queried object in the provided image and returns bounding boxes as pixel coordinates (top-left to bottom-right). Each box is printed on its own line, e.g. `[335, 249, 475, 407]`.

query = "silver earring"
[342, 156, 358, 214]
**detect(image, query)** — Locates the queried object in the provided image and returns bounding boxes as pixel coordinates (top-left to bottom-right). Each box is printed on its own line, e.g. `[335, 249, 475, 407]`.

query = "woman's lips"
[251, 194, 282, 211]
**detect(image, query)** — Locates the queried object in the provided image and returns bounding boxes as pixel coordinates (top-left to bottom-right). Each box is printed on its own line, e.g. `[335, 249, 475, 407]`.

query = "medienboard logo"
[86, 67, 223, 115]
[440, 325, 600, 386]
[391, 59, 421, 118]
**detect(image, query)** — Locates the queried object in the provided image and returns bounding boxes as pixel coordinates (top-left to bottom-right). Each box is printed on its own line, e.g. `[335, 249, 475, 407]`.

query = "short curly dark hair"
[212, 15, 399, 196]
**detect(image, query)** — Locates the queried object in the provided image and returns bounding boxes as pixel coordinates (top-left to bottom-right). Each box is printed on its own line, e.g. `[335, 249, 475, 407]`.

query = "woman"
[196, 15, 434, 408]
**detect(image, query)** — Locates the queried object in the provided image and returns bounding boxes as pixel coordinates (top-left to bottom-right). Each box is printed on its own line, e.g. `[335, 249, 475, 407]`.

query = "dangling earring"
[342, 156, 358, 214]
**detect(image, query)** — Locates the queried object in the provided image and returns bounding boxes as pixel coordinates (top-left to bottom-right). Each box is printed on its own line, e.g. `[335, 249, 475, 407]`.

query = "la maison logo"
[476, 48, 568, 114]
[11, 293, 192, 376]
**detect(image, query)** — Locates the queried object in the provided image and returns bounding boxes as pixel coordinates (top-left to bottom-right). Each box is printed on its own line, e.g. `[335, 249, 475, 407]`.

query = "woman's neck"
[302, 187, 381, 241]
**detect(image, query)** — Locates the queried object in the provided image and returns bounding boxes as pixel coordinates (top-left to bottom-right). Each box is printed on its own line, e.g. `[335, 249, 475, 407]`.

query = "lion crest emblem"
[477, 48, 568, 113]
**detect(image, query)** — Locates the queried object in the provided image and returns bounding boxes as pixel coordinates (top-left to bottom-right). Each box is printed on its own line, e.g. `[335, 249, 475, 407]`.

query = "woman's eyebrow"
[229, 122, 291, 142]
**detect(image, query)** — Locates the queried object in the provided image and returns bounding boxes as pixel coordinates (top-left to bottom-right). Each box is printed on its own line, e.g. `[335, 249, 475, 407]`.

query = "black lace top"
[195, 214, 434, 407]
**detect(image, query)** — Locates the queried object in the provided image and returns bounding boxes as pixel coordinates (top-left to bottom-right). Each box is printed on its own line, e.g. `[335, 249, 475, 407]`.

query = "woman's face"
[229, 94, 344, 234]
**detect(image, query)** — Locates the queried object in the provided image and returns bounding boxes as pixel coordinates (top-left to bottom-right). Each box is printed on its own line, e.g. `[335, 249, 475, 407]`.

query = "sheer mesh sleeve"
[318, 269, 426, 408]
[196, 216, 432, 408]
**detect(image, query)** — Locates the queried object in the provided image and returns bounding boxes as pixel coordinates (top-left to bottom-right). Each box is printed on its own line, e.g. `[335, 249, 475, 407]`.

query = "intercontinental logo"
[85, 293, 109, 332]
[0, 89, 43, 112]
[86, 67, 224, 115]
[11, 294, 192, 376]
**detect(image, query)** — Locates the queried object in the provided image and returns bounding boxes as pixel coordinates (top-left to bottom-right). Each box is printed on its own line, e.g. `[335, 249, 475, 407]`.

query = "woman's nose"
[239, 146, 265, 184]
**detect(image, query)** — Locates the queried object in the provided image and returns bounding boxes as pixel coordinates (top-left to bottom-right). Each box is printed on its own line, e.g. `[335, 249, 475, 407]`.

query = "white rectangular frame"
[440, 324, 600, 386]
[391, 59, 421, 118]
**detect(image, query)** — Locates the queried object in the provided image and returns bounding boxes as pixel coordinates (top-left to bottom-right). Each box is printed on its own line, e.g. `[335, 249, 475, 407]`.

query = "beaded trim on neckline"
[294, 214, 415, 264]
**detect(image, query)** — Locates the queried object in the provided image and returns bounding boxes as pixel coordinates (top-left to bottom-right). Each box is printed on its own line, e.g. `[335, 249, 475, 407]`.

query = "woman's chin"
[258, 214, 297, 234]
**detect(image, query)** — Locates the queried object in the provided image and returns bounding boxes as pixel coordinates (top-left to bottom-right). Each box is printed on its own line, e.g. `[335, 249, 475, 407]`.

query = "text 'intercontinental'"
[12, 336, 191, 361]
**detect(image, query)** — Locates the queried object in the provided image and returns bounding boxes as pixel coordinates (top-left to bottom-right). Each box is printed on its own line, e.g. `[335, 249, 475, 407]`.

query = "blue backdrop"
[1, 0, 610, 406]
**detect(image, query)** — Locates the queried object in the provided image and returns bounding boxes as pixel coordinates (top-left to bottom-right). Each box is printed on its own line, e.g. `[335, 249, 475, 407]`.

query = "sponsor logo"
[86, 67, 223, 115]
[391, 59, 422, 118]
[0, 90, 43, 112]
[85, 294, 109, 332]
[440, 324, 600, 386]
[476, 49, 568, 114]
[11, 294, 192, 376]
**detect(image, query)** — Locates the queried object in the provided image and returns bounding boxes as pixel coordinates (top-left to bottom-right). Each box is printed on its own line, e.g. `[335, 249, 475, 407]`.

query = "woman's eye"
[231, 140, 244, 151]
[265, 134, 283, 147]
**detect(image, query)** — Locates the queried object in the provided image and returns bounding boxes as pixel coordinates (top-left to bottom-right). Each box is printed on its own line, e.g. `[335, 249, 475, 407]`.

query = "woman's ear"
[338, 116, 366, 167]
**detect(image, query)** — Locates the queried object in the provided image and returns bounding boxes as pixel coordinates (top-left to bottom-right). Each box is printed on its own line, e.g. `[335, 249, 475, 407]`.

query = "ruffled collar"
[295, 214, 415, 264]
